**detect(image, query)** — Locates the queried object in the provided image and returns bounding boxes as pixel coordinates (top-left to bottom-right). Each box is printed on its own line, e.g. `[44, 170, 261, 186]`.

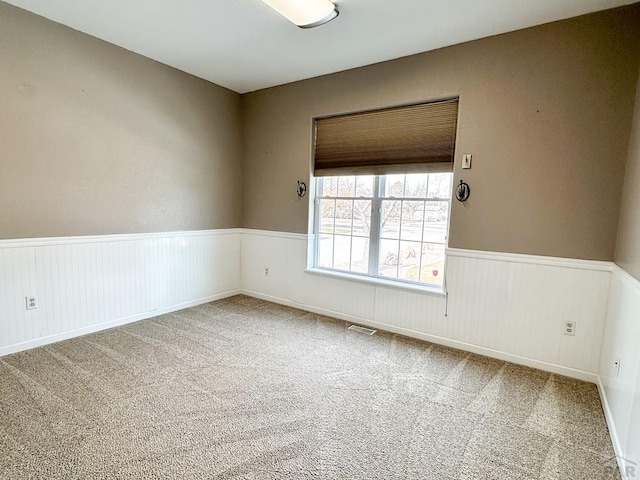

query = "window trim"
[304, 265, 447, 296]
[312, 173, 452, 292]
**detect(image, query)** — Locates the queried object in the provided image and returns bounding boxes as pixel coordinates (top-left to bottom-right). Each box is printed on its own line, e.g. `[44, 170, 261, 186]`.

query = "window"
[315, 172, 452, 288]
[311, 98, 458, 290]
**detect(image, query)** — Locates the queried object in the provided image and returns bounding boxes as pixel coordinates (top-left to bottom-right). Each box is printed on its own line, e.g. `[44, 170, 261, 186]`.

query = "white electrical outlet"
[25, 296, 38, 310]
[614, 356, 621, 378]
[564, 321, 576, 336]
[264, 267, 269, 277]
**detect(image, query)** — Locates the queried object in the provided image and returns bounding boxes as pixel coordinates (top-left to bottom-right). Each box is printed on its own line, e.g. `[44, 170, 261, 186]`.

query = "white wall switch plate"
[462, 154, 472, 169]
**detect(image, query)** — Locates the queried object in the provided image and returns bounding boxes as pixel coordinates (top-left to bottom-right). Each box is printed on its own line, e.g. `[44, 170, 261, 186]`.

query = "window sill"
[304, 268, 446, 297]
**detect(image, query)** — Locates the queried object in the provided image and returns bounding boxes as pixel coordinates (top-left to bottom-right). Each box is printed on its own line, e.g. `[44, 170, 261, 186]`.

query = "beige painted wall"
[242, 5, 640, 261]
[0, 2, 242, 238]
[615, 69, 640, 279]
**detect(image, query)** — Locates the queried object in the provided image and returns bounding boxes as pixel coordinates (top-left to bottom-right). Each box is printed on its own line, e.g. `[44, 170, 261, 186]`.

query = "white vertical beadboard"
[0, 247, 36, 347]
[240, 230, 612, 380]
[1, 228, 615, 380]
[598, 266, 640, 472]
[241, 232, 289, 299]
[0, 230, 241, 356]
[445, 255, 610, 372]
[372, 287, 444, 334]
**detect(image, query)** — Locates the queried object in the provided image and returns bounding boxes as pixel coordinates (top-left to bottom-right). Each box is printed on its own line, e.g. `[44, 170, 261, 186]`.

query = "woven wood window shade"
[313, 98, 459, 177]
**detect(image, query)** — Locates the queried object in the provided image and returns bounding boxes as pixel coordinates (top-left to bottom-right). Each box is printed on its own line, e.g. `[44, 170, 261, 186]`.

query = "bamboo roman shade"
[313, 98, 459, 176]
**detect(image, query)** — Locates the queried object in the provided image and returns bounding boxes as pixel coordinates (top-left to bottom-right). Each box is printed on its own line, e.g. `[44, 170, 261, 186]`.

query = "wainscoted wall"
[240, 229, 611, 381]
[0, 230, 241, 356]
[2, 227, 637, 471]
[598, 266, 640, 476]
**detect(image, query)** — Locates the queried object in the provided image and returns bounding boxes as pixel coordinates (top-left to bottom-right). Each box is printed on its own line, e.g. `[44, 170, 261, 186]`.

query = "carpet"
[0, 295, 619, 479]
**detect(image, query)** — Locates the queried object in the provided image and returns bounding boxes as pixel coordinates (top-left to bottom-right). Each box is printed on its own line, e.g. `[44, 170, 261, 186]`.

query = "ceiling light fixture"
[261, 0, 339, 29]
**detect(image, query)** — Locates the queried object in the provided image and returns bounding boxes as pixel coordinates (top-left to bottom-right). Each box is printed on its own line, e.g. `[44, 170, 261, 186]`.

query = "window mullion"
[314, 178, 322, 268]
[369, 176, 382, 276]
[418, 200, 426, 283]
[396, 200, 403, 279]
[348, 199, 354, 271]
[331, 199, 336, 268]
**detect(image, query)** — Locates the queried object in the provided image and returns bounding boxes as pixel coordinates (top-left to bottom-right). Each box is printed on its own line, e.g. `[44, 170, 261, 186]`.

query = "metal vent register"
[347, 325, 377, 335]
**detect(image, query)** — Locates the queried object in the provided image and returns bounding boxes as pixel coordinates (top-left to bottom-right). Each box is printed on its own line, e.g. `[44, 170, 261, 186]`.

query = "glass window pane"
[333, 235, 352, 271]
[319, 199, 335, 234]
[400, 201, 424, 241]
[355, 176, 374, 197]
[420, 243, 445, 286]
[335, 200, 353, 235]
[380, 200, 401, 239]
[317, 234, 334, 268]
[383, 174, 405, 198]
[398, 241, 422, 282]
[317, 173, 451, 288]
[353, 200, 371, 237]
[337, 176, 356, 197]
[439, 200, 450, 223]
[405, 174, 428, 198]
[350, 237, 369, 274]
[423, 201, 448, 243]
[378, 239, 400, 279]
[427, 173, 452, 199]
[322, 177, 338, 197]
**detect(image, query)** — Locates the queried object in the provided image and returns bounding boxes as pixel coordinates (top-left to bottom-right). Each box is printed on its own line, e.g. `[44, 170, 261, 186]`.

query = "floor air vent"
[348, 325, 377, 335]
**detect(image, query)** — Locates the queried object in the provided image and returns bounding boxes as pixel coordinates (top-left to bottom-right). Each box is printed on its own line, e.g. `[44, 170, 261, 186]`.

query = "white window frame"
[310, 173, 452, 294]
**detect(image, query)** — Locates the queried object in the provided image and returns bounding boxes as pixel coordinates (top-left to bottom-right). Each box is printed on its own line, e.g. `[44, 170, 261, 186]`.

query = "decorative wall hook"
[296, 181, 307, 198]
[455, 180, 470, 202]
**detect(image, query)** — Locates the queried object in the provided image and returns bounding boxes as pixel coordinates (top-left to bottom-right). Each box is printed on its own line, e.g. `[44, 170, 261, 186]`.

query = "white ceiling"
[4, 0, 636, 93]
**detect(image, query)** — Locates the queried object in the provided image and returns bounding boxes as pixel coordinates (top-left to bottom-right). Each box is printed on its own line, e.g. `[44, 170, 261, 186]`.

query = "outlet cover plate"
[564, 321, 576, 336]
[26, 296, 37, 310]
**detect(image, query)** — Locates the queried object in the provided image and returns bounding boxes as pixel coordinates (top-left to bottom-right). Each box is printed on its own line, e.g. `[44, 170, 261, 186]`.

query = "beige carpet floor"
[0, 295, 619, 479]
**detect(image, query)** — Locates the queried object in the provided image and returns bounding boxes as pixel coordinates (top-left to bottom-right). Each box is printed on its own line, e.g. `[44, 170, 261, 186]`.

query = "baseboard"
[241, 289, 598, 383]
[597, 376, 628, 478]
[0, 289, 240, 357]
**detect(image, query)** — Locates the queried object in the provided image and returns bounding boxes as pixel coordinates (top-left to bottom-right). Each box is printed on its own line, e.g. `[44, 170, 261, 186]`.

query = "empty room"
[1, 0, 640, 478]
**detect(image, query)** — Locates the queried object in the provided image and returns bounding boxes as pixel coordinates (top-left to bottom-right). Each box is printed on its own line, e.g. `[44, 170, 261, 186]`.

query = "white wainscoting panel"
[241, 230, 612, 381]
[0, 230, 241, 356]
[446, 253, 610, 373]
[598, 265, 640, 475]
[0, 246, 38, 349]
